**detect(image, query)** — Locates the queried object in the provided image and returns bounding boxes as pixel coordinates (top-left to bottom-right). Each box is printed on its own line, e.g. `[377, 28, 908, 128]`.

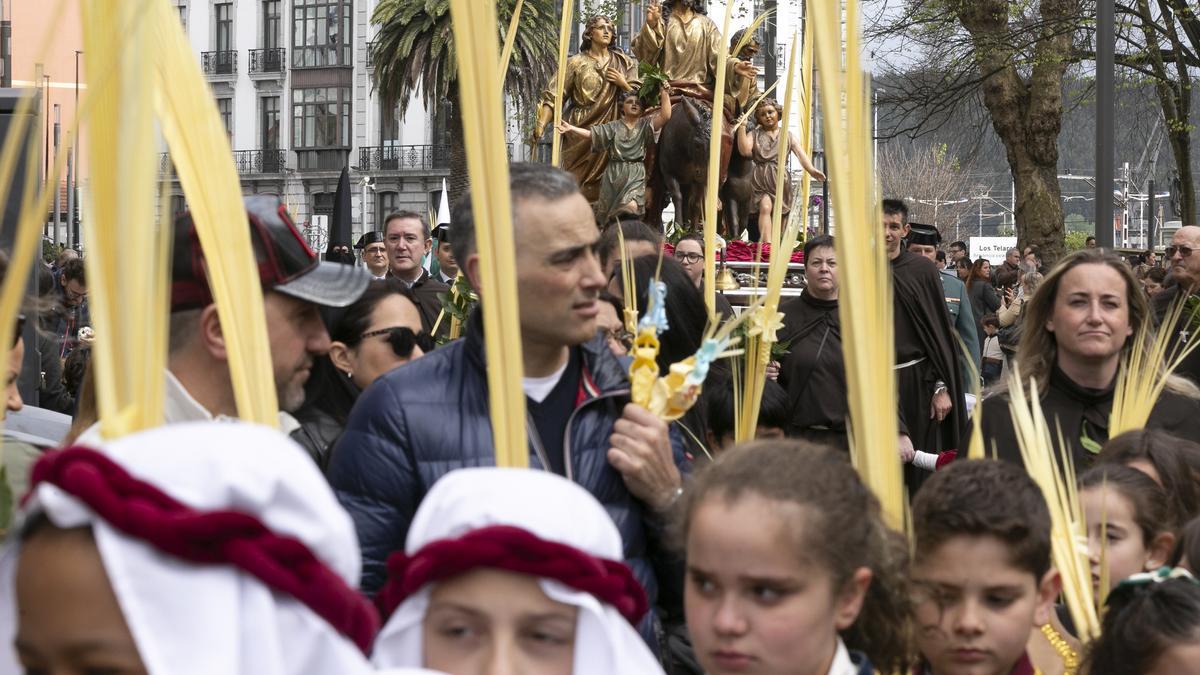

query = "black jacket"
[326, 313, 689, 641]
[390, 268, 450, 337]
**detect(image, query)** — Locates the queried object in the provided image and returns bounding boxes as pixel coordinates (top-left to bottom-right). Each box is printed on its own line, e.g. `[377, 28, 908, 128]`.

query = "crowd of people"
[1, 159, 1200, 675]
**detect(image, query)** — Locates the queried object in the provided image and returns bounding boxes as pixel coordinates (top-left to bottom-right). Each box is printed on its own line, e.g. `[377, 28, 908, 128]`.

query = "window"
[263, 0, 281, 49]
[293, 87, 351, 170]
[217, 97, 233, 136]
[176, 3, 188, 30]
[313, 192, 336, 217]
[261, 96, 280, 149]
[292, 0, 352, 67]
[215, 2, 233, 52]
[170, 194, 188, 217]
[377, 191, 399, 230]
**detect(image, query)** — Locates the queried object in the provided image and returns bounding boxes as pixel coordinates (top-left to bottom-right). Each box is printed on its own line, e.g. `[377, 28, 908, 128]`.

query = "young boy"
[702, 376, 789, 456]
[911, 460, 1061, 675]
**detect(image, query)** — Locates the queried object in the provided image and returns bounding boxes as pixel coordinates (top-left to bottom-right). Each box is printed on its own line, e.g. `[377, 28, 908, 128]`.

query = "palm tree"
[371, 0, 559, 195]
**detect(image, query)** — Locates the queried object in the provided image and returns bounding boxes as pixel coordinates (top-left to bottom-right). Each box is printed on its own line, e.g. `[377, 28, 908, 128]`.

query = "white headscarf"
[371, 467, 665, 675]
[0, 421, 379, 675]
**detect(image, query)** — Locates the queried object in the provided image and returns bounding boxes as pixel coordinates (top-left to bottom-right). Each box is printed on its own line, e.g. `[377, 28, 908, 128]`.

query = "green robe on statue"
[591, 117, 654, 226]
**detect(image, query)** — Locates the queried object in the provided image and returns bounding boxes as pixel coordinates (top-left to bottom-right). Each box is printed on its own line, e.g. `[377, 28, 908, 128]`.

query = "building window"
[263, 0, 281, 49]
[176, 3, 188, 30]
[292, 0, 352, 67]
[377, 192, 399, 226]
[261, 96, 280, 148]
[217, 97, 233, 137]
[293, 87, 350, 170]
[313, 192, 336, 217]
[381, 100, 400, 148]
[214, 2, 233, 52]
[170, 194, 188, 217]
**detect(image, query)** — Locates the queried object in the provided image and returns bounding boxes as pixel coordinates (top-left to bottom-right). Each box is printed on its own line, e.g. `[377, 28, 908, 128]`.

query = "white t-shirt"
[522, 359, 570, 403]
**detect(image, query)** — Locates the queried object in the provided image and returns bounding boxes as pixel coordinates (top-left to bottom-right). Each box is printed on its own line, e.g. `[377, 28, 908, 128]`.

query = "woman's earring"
[345, 371, 353, 379]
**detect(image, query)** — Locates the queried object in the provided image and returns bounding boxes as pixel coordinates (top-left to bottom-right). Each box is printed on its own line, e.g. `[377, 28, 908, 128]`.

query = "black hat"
[172, 195, 371, 311]
[906, 222, 941, 247]
[354, 231, 384, 249]
[432, 223, 451, 243]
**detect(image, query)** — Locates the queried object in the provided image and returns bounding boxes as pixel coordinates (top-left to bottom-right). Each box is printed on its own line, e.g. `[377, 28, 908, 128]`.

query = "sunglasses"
[1166, 245, 1194, 258]
[361, 326, 433, 359]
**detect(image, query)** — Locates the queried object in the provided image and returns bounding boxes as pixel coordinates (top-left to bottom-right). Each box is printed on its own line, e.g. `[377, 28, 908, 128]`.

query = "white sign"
[970, 236, 1017, 264]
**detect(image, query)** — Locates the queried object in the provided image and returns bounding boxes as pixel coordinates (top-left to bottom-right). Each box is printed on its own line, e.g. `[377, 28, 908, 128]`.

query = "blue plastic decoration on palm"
[640, 280, 670, 335]
[687, 337, 729, 387]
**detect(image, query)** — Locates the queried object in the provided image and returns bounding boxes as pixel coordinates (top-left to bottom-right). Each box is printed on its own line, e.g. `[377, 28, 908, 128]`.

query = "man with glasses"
[46, 258, 90, 361]
[1155, 225, 1200, 385]
[79, 196, 371, 443]
[674, 233, 734, 319]
[354, 231, 389, 279]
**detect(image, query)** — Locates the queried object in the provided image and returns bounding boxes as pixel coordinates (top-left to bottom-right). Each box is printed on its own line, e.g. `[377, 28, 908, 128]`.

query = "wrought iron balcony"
[201, 50, 238, 76]
[358, 144, 450, 171]
[249, 48, 286, 75]
[233, 149, 287, 174]
[365, 41, 377, 69]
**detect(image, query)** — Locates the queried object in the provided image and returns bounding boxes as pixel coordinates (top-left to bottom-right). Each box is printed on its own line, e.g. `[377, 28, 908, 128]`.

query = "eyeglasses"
[1166, 245, 1194, 258]
[361, 326, 433, 359]
[674, 252, 703, 264]
[603, 327, 634, 350]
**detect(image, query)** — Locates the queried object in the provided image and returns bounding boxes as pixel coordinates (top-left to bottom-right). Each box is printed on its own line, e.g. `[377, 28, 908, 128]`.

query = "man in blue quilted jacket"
[327, 163, 689, 647]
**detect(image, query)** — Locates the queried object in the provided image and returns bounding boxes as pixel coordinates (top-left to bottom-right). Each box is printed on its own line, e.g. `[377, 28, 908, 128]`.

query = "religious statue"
[633, 0, 757, 230]
[558, 86, 673, 226]
[534, 15, 640, 205]
[735, 98, 826, 243]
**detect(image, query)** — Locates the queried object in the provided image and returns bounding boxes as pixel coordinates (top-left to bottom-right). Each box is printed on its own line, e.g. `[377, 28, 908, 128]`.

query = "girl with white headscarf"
[0, 421, 392, 675]
[371, 467, 666, 675]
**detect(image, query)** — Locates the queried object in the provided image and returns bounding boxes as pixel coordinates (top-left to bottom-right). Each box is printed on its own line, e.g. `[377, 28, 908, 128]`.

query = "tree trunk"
[954, 0, 1075, 263]
[1167, 122, 1197, 224]
[447, 92, 470, 198]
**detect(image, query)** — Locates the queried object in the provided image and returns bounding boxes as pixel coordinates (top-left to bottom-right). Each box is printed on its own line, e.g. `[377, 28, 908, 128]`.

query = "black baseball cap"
[172, 195, 371, 311]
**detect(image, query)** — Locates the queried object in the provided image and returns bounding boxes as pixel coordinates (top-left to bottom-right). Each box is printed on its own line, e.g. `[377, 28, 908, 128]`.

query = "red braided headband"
[376, 524, 649, 626]
[27, 447, 380, 653]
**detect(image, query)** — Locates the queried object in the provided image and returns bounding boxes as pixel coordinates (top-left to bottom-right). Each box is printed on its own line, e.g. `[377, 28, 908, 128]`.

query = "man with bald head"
[1155, 225, 1200, 385]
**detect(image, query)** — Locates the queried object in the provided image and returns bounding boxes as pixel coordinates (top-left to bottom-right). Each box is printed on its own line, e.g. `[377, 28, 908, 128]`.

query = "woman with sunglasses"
[293, 280, 429, 469]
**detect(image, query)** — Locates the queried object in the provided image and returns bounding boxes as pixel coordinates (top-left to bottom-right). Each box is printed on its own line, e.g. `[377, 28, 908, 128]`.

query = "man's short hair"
[168, 308, 202, 355]
[950, 240, 968, 252]
[383, 211, 430, 241]
[802, 234, 835, 261]
[451, 162, 580, 266]
[881, 198, 909, 224]
[597, 220, 663, 272]
[912, 460, 1052, 580]
[56, 249, 78, 267]
[936, 250, 947, 264]
[981, 313, 1000, 329]
[1086, 236, 1097, 243]
[60, 258, 86, 285]
[705, 376, 789, 442]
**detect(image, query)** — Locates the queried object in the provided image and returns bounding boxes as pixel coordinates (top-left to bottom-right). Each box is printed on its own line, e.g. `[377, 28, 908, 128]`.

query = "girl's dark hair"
[676, 440, 911, 670]
[1082, 576, 1200, 675]
[1172, 516, 1200, 571]
[966, 258, 990, 289]
[300, 280, 418, 426]
[803, 234, 835, 260]
[623, 256, 707, 373]
[1079, 465, 1174, 546]
[1097, 429, 1200, 527]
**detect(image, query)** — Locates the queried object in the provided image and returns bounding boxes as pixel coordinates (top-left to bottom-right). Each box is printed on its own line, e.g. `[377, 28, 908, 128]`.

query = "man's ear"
[198, 304, 227, 361]
[1033, 568, 1061, 626]
[902, 223, 911, 238]
[423, 237, 433, 255]
[464, 253, 483, 292]
[328, 341, 355, 375]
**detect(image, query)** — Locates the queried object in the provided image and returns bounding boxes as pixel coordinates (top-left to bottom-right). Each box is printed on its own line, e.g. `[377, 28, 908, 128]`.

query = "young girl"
[1080, 465, 1177, 593]
[677, 440, 909, 675]
[1082, 569, 1200, 675]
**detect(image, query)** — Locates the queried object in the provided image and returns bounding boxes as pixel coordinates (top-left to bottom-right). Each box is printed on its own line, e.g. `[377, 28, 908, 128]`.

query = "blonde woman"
[998, 270, 1043, 327]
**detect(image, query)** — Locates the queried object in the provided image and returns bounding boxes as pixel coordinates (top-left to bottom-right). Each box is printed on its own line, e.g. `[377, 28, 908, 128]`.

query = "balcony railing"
[201, 50, 238, 76]
[249, 48, 285, 75]
[233, 149, 287, 174]
[365, 41, 377, 69]
[160, 150, 286, 175]
[358, 144, 449, 171]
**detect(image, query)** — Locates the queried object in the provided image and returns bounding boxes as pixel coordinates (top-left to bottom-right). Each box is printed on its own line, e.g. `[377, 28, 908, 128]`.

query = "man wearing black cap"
[355, 231, 389, 279]
[432, 224, 458, 285]
[882, 199, 967, 486]
[906, 222, 980, 393]
[123, 196, 369, 435]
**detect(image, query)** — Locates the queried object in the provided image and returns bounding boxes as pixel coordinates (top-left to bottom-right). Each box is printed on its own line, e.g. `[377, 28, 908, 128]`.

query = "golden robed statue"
[534, 15, 640, 205]
[631, 0, 755, 101]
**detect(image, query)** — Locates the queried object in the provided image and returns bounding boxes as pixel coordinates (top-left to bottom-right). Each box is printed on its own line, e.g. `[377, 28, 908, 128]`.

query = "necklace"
[1039, 623, 1080, 675]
